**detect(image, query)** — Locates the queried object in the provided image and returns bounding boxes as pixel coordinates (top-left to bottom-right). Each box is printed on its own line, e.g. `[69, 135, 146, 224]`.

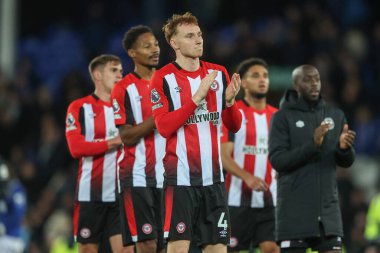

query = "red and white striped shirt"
[111, 72, 165, 189]
[222, 100, 277, 207]
[150, 61, 242, 186]
[65, 94, 119, 202]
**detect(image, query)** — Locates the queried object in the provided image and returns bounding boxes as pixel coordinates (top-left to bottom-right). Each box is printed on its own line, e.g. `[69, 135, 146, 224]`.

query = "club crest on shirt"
[322, 117, 335, 130]
[142, 223, 153, 234]
[80, 228, 91, 239]
[229, 237, 238, 247]
[210, 80, 219, 91]
[151, 88, 160, 103]
[66, 113, 77, 131]
[296, 120, 305, 128]
[176, 222, 186, 233]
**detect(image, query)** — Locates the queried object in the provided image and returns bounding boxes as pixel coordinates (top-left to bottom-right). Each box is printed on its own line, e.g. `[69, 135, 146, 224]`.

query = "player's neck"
[175, 55, 200, 72]
[134, 64, 155, 80]
[94, 88, 111, 103]
[245, 95, 266, 110]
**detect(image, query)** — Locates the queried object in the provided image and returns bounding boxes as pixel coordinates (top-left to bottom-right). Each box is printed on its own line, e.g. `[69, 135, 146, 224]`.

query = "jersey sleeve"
[220, 123, 235, 143]
[65, 101, 108, 159]
[111, 83, 134, 126]
[150, 71, 197, 138]
[220, 67, 242, 133]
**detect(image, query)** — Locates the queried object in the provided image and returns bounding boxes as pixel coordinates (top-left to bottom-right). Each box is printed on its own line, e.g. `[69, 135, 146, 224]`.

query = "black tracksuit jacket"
[268, 89, 355, 241]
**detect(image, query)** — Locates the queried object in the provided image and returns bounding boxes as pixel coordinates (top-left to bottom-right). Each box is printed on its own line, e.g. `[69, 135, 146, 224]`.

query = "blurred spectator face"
[0, 162, 10, 198]
[171, 23, 203, 58]
[242, 65, 269, 99]
[129, 32, 160, 68]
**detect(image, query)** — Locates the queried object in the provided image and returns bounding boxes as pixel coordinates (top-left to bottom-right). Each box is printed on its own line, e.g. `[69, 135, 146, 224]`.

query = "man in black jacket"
[268, 65, 356, 253]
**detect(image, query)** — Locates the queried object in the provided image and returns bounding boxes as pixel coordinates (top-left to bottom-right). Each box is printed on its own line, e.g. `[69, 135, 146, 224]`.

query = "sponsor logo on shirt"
[174, 86, 182, 93]
[152, 102, 163, 111]
[242, 145, 268, 155]
[219, 229, 228, 237]
[66, 113, 77, 131]
[185, 111, 220, 125]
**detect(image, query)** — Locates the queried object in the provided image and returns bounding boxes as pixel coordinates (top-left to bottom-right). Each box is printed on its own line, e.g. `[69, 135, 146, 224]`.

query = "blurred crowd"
[1, 0, 380, 252]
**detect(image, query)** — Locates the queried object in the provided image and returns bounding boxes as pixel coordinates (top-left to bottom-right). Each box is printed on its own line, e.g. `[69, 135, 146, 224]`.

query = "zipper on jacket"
[313, 109, 322, 237]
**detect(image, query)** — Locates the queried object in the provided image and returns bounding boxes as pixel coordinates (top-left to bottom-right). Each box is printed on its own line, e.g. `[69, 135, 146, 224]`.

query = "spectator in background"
[0, 157, 27, 253]
[365, 189, 380, 251]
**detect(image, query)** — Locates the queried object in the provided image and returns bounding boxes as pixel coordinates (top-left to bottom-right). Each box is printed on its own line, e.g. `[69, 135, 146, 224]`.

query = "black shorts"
[164, 183, 230, 246]
[228, 206, 275, 251]
[120, 187, 164, 249]
[73, 201, 121, 244]
[279, 223, 342, 252]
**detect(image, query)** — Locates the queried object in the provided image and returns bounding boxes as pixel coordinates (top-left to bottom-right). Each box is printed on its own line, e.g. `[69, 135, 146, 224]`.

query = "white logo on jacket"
[322, 117, 335, 130]
[295, 120, 305, 128]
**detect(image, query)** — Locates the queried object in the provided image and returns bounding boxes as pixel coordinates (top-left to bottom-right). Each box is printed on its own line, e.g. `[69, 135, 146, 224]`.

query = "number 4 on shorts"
[218, 212, 228, 230]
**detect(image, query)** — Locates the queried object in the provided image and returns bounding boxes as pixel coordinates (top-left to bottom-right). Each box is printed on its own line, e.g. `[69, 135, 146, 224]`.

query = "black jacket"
[269, 89, 355, 241]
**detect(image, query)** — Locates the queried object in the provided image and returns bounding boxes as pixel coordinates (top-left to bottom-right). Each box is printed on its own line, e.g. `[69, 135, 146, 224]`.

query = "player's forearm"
[67, 137, 108, 158]
[119, 117, 155, 146]
[221, 103, 242, 133]
[221, 155, 246, 179]
[154, 101, 197, 138]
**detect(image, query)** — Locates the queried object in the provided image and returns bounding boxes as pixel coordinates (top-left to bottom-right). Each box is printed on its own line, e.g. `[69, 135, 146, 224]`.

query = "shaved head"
[292, 65, 318, 88]
[292, 65, 321, 102]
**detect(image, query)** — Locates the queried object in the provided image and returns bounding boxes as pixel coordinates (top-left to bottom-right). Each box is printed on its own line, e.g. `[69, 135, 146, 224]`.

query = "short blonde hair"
[162, 12, 199, 44]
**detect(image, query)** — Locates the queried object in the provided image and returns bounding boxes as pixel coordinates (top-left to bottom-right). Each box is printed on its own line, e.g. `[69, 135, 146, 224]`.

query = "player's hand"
[225, 73, 241, 107]
[107, 135, 122, 150]
[192, 71, 218, 105]
[244, 175, 269, 192]
[339, 124, 356, 149]
[314, 122, 330, 147]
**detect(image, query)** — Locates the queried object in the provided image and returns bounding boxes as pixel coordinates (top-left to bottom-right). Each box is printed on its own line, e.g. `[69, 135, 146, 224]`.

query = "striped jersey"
[150, 61, 242, 186]
[222, 100, 278, 207]
[111, 72, 165, 189]
[65, 94, 119, 202]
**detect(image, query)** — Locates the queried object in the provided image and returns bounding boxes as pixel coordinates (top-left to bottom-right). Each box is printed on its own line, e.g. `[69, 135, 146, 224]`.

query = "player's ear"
[170, 38, 178, 50]
[241, 78, 248, 89]
[128, 49, 136, 58]
[93, 69, 102, 81]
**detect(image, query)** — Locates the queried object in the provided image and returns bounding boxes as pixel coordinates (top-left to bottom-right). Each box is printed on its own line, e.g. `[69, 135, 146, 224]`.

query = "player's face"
[295, 67, 321, 102]
[131, 32, 160, 68]
[242, 65, 269, 99]
[100, 61, 123, 93]
[172, 23, 203, 58]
